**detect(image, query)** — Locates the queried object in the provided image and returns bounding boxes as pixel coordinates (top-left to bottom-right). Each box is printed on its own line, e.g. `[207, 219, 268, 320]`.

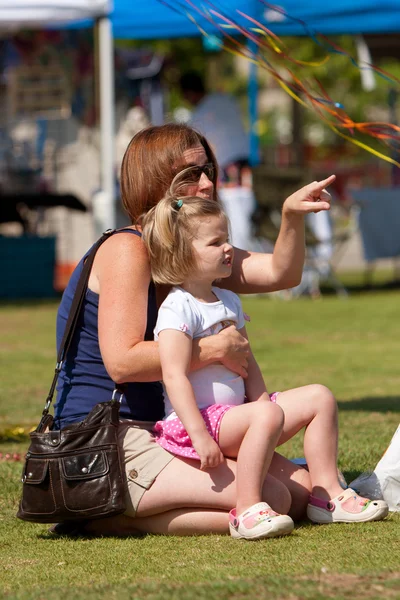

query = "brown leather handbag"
[17, 230, 127, 523]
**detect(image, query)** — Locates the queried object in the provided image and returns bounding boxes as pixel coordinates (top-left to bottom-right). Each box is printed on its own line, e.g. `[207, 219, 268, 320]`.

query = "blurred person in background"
[179, 71, 258, 251]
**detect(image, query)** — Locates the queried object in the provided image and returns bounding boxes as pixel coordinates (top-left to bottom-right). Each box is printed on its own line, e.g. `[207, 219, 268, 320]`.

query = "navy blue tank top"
[54, 229, 164, 428]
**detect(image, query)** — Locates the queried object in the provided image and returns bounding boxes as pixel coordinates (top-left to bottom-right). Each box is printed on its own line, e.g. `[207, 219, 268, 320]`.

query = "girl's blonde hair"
[120, 123, 218, 224]
[142, 174, 227, 285]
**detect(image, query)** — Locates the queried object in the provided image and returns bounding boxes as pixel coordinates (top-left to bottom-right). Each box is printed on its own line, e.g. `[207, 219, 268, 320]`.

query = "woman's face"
[180, 146, 215, 200]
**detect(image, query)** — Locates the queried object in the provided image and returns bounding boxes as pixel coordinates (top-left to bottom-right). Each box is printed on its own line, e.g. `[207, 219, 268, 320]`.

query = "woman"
[54, 123, 336, 536]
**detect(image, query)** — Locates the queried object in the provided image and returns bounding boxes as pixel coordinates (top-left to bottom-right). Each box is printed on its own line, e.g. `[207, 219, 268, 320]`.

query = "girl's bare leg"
[218, 402, 285, 514]
[276, 384, 344, 500]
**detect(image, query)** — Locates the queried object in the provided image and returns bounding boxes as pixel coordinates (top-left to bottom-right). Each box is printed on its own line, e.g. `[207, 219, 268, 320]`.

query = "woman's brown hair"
[120, 123, 218, 224]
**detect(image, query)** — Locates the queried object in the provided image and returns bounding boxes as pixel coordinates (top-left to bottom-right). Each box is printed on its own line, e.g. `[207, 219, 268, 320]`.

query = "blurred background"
[1, 0, 400, 299]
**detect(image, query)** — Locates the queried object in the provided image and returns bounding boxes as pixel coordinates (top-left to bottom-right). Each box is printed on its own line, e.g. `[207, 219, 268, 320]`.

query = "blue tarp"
[109, 1, 400, 39]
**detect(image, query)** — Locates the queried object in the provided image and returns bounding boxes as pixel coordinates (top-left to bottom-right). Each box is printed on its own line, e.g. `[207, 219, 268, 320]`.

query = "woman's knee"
[268, 453, 312, 521]
[262, 474, 292, 515]
[288, 470, 312, 521]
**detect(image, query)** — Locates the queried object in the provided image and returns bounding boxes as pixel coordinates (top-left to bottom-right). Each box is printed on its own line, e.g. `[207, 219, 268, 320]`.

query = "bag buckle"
[111, 389, 124, 403]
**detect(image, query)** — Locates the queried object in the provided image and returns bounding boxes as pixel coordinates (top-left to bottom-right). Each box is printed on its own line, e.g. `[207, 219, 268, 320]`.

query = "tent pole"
[94, 15, 116, 234]
[247, 40, 259, 166]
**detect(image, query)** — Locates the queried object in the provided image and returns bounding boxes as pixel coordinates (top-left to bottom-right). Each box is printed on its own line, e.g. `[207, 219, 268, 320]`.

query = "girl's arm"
[93, 233, 249, 383]
[239, 326, 270, 403]
[158, 328, 224, 470]
[221, 175, 336, 294]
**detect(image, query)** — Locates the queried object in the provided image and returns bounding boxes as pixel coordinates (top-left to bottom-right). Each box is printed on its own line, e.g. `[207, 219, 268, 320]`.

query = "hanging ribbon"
[158, 0, 400, 168]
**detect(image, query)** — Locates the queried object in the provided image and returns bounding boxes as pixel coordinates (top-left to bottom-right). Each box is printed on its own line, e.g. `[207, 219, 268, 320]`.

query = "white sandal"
[307, 488, 389, 524]
[229, 502, 294, 540]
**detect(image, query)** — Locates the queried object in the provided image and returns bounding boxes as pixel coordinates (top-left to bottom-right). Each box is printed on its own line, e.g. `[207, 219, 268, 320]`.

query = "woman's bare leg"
[268, 453, 311, 521]
[86, 509, 230, 536]
[276, 384, 344, 500]
[136, 455, 292, 517]
[86, 452, 311, 537]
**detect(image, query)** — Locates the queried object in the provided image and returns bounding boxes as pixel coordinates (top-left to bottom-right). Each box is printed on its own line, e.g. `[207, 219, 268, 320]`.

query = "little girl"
[142, 193, 293, 540]
[142, 186, 388, 540]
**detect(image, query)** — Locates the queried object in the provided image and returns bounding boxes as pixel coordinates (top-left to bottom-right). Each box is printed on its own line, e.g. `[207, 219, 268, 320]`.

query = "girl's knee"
[254, 400, 285, 430]
[310, 384, 337, 411]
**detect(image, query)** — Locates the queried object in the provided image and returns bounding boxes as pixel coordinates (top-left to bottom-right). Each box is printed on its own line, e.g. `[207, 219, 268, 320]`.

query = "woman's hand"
[282, 175, 336, 216]
[191, 431, 224, 470]
[217, 325, 250, 378]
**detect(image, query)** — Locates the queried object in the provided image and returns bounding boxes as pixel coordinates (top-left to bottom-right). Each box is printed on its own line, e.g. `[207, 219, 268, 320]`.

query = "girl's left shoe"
[307, 488, 389, 524]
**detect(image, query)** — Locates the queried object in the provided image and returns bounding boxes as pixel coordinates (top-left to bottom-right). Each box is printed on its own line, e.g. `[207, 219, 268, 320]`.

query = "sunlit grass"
[0, 291, 399, 599]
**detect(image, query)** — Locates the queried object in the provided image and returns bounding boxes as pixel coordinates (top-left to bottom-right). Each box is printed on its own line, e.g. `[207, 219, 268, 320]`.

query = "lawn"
[0, 291, 399, 600]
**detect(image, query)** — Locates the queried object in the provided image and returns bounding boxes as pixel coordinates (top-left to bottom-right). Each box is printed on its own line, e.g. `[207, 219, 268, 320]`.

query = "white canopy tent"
[0, 0, 116, 233]
[0, 0, 109, 29]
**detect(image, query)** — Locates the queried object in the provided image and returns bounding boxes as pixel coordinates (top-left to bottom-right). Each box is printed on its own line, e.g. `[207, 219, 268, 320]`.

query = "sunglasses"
[180, 163, 215, 183]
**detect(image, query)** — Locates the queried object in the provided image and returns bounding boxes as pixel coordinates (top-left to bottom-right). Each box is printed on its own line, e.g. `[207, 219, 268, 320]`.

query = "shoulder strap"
[40, 229, 116, 421]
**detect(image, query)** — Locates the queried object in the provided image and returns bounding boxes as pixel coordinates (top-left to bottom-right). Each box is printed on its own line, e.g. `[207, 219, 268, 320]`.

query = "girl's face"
[189, 214, 233, 284]
[179, 146, 215, 199]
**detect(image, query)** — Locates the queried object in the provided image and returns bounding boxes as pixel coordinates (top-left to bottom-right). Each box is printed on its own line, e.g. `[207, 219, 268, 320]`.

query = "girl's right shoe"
[229, 502, 294, 540]
[307, 488, 389, 524]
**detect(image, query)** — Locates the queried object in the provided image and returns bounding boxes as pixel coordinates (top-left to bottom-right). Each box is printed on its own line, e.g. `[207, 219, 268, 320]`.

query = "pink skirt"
[153, 392, 280, 461]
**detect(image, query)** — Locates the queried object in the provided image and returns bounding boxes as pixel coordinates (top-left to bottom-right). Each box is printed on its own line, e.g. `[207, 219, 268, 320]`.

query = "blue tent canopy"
[109, 0, 400, 39]
[9, 1, 399, 37]
[260, 1, 400, 36]
[112, 0, 259, 40]
[5, 1, 399, 36]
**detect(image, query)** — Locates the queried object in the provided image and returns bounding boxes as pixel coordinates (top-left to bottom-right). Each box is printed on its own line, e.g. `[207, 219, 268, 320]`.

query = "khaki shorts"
[118, 419, 175, 517]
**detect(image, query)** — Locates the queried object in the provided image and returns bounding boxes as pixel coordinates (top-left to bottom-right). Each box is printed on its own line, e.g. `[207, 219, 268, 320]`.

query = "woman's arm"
[95, 232, 162, 383]
[193, 325, 249, 378]
[222, 175, 336, 294]
[159, 329, 224, 470]
[93, 232, 250, 383]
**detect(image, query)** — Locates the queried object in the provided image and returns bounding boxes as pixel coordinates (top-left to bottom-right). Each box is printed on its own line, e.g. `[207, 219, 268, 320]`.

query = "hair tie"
[175, 199, 183, 210]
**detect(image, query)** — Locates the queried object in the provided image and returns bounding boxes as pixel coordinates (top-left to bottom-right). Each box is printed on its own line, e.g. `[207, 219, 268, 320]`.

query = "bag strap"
[40, 228, 117, 422]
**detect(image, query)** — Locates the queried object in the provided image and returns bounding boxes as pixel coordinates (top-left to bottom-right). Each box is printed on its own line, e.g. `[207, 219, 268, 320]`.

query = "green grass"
[0, 292, 399, 599]
[0, 300, 59, 433]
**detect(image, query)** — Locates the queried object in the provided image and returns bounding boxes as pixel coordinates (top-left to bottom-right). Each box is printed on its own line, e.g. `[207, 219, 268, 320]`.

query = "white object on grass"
[350, 424, 400, 512]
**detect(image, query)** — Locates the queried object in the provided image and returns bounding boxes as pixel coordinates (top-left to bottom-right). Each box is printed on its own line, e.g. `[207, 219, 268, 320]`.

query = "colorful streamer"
[159, 0, 400, 168]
